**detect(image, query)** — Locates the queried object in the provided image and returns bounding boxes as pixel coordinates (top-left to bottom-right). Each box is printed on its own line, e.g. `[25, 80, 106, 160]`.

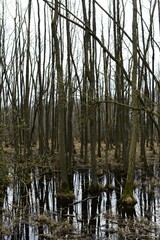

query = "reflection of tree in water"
[57, 197, 72, 219]
[115, 171, 123, 216]
[105, 191, 112, 238]
[2, 167, 160, 239]
[56, 174, 74, 221]
[142, 164, 155, 221]
[30, 168, 54, 238]
[89, 197, 98, 236]
[81, 171, 89, 234]
[0, 169, 8, 240]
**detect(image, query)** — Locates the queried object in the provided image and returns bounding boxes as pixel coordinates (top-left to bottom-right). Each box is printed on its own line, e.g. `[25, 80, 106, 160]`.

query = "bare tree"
[65, 0, 74, 171]
[52, 0, 69, 190]
[121, 0, 138, 217]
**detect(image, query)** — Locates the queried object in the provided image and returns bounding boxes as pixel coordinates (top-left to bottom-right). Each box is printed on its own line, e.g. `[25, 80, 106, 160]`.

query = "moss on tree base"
[88, 183, 100, 195]
[119, 192, 137, 218]
[57, 187, 74, 200]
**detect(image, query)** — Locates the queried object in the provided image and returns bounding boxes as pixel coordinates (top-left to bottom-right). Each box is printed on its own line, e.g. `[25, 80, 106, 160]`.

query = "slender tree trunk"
[113, 0, 124, 162]
[52, 0, 69, 190]
[65, 0, 73, 171]
[90, 0, 98, 188]
[51, 4, 56, 154]
[82, 0, 98, 189]
[80, 66, 88, 162]
[150, 24, 155, 152]
[121, 0, 138, 217]
[102, 20, 111, 164]
[37, 0, 45, 155]
[24, 0, 32, 155]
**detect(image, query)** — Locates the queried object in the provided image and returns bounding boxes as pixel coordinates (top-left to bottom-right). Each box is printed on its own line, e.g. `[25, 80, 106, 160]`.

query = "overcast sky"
[1, 0, 160, 72]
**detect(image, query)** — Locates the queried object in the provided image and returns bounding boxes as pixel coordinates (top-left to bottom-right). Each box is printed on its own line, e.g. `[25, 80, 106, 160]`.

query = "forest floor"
[2, 140, 160, 174]
[73, 140, 160, 170]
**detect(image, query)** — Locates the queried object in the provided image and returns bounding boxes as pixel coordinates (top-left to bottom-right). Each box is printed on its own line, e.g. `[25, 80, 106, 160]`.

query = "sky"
[2, 0, 159, 42]
[1, 0, 160, 76]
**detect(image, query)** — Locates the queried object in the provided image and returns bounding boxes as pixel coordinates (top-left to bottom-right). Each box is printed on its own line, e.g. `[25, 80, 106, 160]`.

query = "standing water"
[2, 162, 160, 239]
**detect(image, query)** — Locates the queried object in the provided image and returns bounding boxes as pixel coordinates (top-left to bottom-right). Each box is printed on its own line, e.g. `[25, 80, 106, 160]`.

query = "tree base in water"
[57, 187, 74, 200]
[88, 183, 100, 195]
[119, 194, 137, 218]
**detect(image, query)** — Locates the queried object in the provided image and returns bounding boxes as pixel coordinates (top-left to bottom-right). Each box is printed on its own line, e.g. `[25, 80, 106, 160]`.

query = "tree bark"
[121, 0, 138, 217]
[24, 0, 32, 155]
[82, 0, 98, 189]
[52, 0, 69, 190]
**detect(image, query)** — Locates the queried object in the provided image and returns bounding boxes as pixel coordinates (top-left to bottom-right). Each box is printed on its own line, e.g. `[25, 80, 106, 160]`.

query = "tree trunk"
[121, 0, 138, 217]
[37, 0, 45, 156]
[24, 0, 32, 155]
[82, 0, 98, 189]
[52, 0, 69, 190]
[65, 0, 73, 171]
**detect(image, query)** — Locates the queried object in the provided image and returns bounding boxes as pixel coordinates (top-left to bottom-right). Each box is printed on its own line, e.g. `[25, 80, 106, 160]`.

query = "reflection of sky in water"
[72, 171, 119, 239]
[3, 168, 160, 239]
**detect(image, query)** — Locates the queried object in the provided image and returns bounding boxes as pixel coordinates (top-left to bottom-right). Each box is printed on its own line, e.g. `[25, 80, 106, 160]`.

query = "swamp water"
[2, 161, 160, 240]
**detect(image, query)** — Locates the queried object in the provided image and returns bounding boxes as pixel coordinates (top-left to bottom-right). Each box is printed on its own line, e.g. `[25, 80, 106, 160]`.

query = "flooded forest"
[1, 0, 160, 239]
